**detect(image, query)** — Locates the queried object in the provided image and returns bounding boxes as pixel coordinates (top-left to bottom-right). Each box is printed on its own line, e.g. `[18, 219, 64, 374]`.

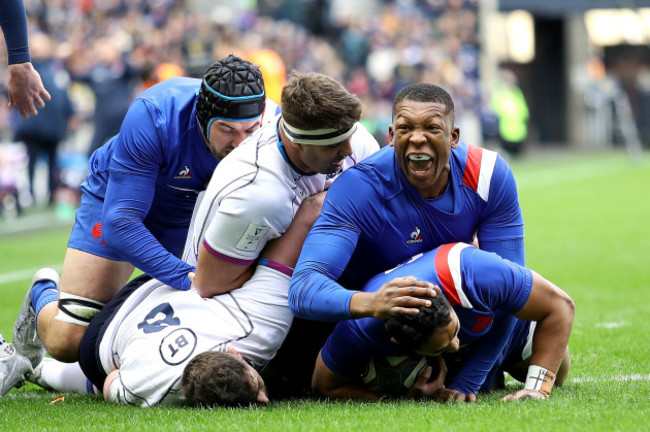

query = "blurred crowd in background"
[0, 0, 487, 218]
[32, 0, 650, 227]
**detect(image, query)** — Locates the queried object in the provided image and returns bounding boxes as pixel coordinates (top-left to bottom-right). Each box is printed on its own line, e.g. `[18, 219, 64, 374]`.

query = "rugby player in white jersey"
[1, 71, 384, 406]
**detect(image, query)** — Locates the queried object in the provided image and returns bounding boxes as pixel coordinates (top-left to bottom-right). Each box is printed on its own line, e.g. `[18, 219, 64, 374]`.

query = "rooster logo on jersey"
[174, 165, 192, 179]
[406, 226, 423, 244]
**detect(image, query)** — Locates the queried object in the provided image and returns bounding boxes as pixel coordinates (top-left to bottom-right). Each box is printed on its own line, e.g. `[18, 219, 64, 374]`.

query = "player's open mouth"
[407, 153, 433, 173]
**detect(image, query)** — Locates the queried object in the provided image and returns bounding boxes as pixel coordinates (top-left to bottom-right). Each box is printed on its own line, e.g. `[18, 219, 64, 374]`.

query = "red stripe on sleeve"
[462, 145, 483, 191]
[434, 243, 461, 307]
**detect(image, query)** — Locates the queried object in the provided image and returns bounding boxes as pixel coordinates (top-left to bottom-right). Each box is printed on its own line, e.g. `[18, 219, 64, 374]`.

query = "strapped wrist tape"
[524, 365, 556, 398]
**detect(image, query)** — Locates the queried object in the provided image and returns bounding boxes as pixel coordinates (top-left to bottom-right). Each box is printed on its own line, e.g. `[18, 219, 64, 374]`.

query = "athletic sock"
[31, 280, 59, 326]
[35, 358, 98, 394]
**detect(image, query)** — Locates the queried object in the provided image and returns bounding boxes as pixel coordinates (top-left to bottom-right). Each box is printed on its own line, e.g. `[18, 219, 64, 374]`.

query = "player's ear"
[227, 345, 243, 360]
[388, 125, 395, 147]
[256, 390, 269, 404]
[450, 126, 460, 148]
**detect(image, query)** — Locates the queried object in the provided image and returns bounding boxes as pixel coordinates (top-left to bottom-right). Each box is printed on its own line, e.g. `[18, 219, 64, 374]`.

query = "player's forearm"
[312, 359, 379, 400]
[104, 216, 193, 290]
[194, 246, 255, 297]
[516, 272, 575, 373]
[289, 270, 355, 321]
[527, 299, 575, 373]
[1, 0, 31, 64]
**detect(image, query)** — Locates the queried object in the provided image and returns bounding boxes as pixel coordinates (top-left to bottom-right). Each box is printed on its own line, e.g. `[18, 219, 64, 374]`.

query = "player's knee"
[46, 331, 84, 363]
[45, 293, 106, 362]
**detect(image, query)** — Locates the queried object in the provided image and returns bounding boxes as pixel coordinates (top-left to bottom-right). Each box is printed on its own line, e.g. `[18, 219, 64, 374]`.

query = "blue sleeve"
[102, 99, 193, 290]
[1, 0, 31, 64]
[462, 247, 533, 314]
[448, 312, 518, 394]
[320, 321, 375, 378]
[476, 155, 525, 266]
[289, 170, 380, 321]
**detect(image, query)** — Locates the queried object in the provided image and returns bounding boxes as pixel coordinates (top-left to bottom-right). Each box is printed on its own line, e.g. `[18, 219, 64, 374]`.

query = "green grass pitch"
[0, 149, 648, 431]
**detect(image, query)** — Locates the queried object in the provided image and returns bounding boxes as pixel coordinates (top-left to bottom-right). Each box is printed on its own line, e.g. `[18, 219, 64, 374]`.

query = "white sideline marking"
[0, 265, 62, 286]
[595, 321, 626, 329]
[569, 374, 650, 384]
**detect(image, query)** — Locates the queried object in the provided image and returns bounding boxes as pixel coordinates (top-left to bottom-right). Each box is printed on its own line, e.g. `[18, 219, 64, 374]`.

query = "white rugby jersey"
[100, 265, 292, 407]
[182, 117, 380, 267]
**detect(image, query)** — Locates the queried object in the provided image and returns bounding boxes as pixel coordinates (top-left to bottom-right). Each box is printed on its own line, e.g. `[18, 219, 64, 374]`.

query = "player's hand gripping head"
[196, 55, 266, 159]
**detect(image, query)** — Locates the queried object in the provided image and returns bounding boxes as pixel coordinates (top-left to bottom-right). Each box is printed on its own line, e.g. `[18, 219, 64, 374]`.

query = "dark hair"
[181, 351, 258, 408]
[280, 70, 361, 131]
[196, 54, 266, 140]
[385, 294, 453, 352]
[392, 83, 455, 124]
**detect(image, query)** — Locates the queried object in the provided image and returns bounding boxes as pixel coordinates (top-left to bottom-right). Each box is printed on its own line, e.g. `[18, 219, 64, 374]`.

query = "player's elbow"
[311, 369, 340, 399]
[311, 374, 328, 397]
[101, 214, 140, 248]
[288, 275, 305, 317]
[566, 298, 576, 330]
[545, 290, 575, 337]
[194, 274, 230, 298]
[558, 290, 576, 326]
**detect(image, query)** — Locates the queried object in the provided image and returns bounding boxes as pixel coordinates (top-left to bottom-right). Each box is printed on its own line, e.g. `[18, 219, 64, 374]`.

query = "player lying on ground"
[0, 196, 323, 407]
[312, 242, 575, 402]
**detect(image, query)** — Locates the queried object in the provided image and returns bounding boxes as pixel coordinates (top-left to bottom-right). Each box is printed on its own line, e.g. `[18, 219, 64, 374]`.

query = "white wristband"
[523, 365, 556, 398]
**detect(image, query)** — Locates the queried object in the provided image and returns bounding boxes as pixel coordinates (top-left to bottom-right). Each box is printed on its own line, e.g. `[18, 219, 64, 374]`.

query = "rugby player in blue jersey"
[290, 83, 525, 323]
[12, 55, 280, 364]
[312, 243, 575, 402]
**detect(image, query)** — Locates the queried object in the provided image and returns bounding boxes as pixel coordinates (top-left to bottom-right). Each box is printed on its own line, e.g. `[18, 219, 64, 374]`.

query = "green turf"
[1, 149, 649, 431]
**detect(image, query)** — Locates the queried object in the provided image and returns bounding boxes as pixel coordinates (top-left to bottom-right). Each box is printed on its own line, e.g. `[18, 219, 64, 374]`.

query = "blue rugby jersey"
[290, 142, 525, 320]
[82, 77, 278, 290]
[319, 243, 533, 395]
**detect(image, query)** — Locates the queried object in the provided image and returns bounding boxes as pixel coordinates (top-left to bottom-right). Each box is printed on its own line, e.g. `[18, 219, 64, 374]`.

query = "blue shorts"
[78, 274, 152, 389]
[67, 178, 124, 261]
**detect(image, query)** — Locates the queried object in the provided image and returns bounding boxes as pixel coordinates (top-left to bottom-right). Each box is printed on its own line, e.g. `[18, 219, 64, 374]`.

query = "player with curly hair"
[312, 243, 574, 402]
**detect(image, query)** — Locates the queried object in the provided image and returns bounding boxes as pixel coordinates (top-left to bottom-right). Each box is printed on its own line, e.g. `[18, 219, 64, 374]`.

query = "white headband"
[282, 120, 357, 146]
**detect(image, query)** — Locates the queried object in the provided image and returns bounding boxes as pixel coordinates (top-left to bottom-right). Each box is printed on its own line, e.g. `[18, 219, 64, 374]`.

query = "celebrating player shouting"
[290, 83, 525, 328]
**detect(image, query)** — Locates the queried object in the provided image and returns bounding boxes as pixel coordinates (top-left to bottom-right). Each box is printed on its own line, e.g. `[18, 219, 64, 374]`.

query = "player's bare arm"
[194, 193, 326, 298]
[312, 351, 381, 400]
[502, 271, 575, 401]
[194, 249, 255, 298]
[103, 369, 121, 403]
[349, 276, 438, 320]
